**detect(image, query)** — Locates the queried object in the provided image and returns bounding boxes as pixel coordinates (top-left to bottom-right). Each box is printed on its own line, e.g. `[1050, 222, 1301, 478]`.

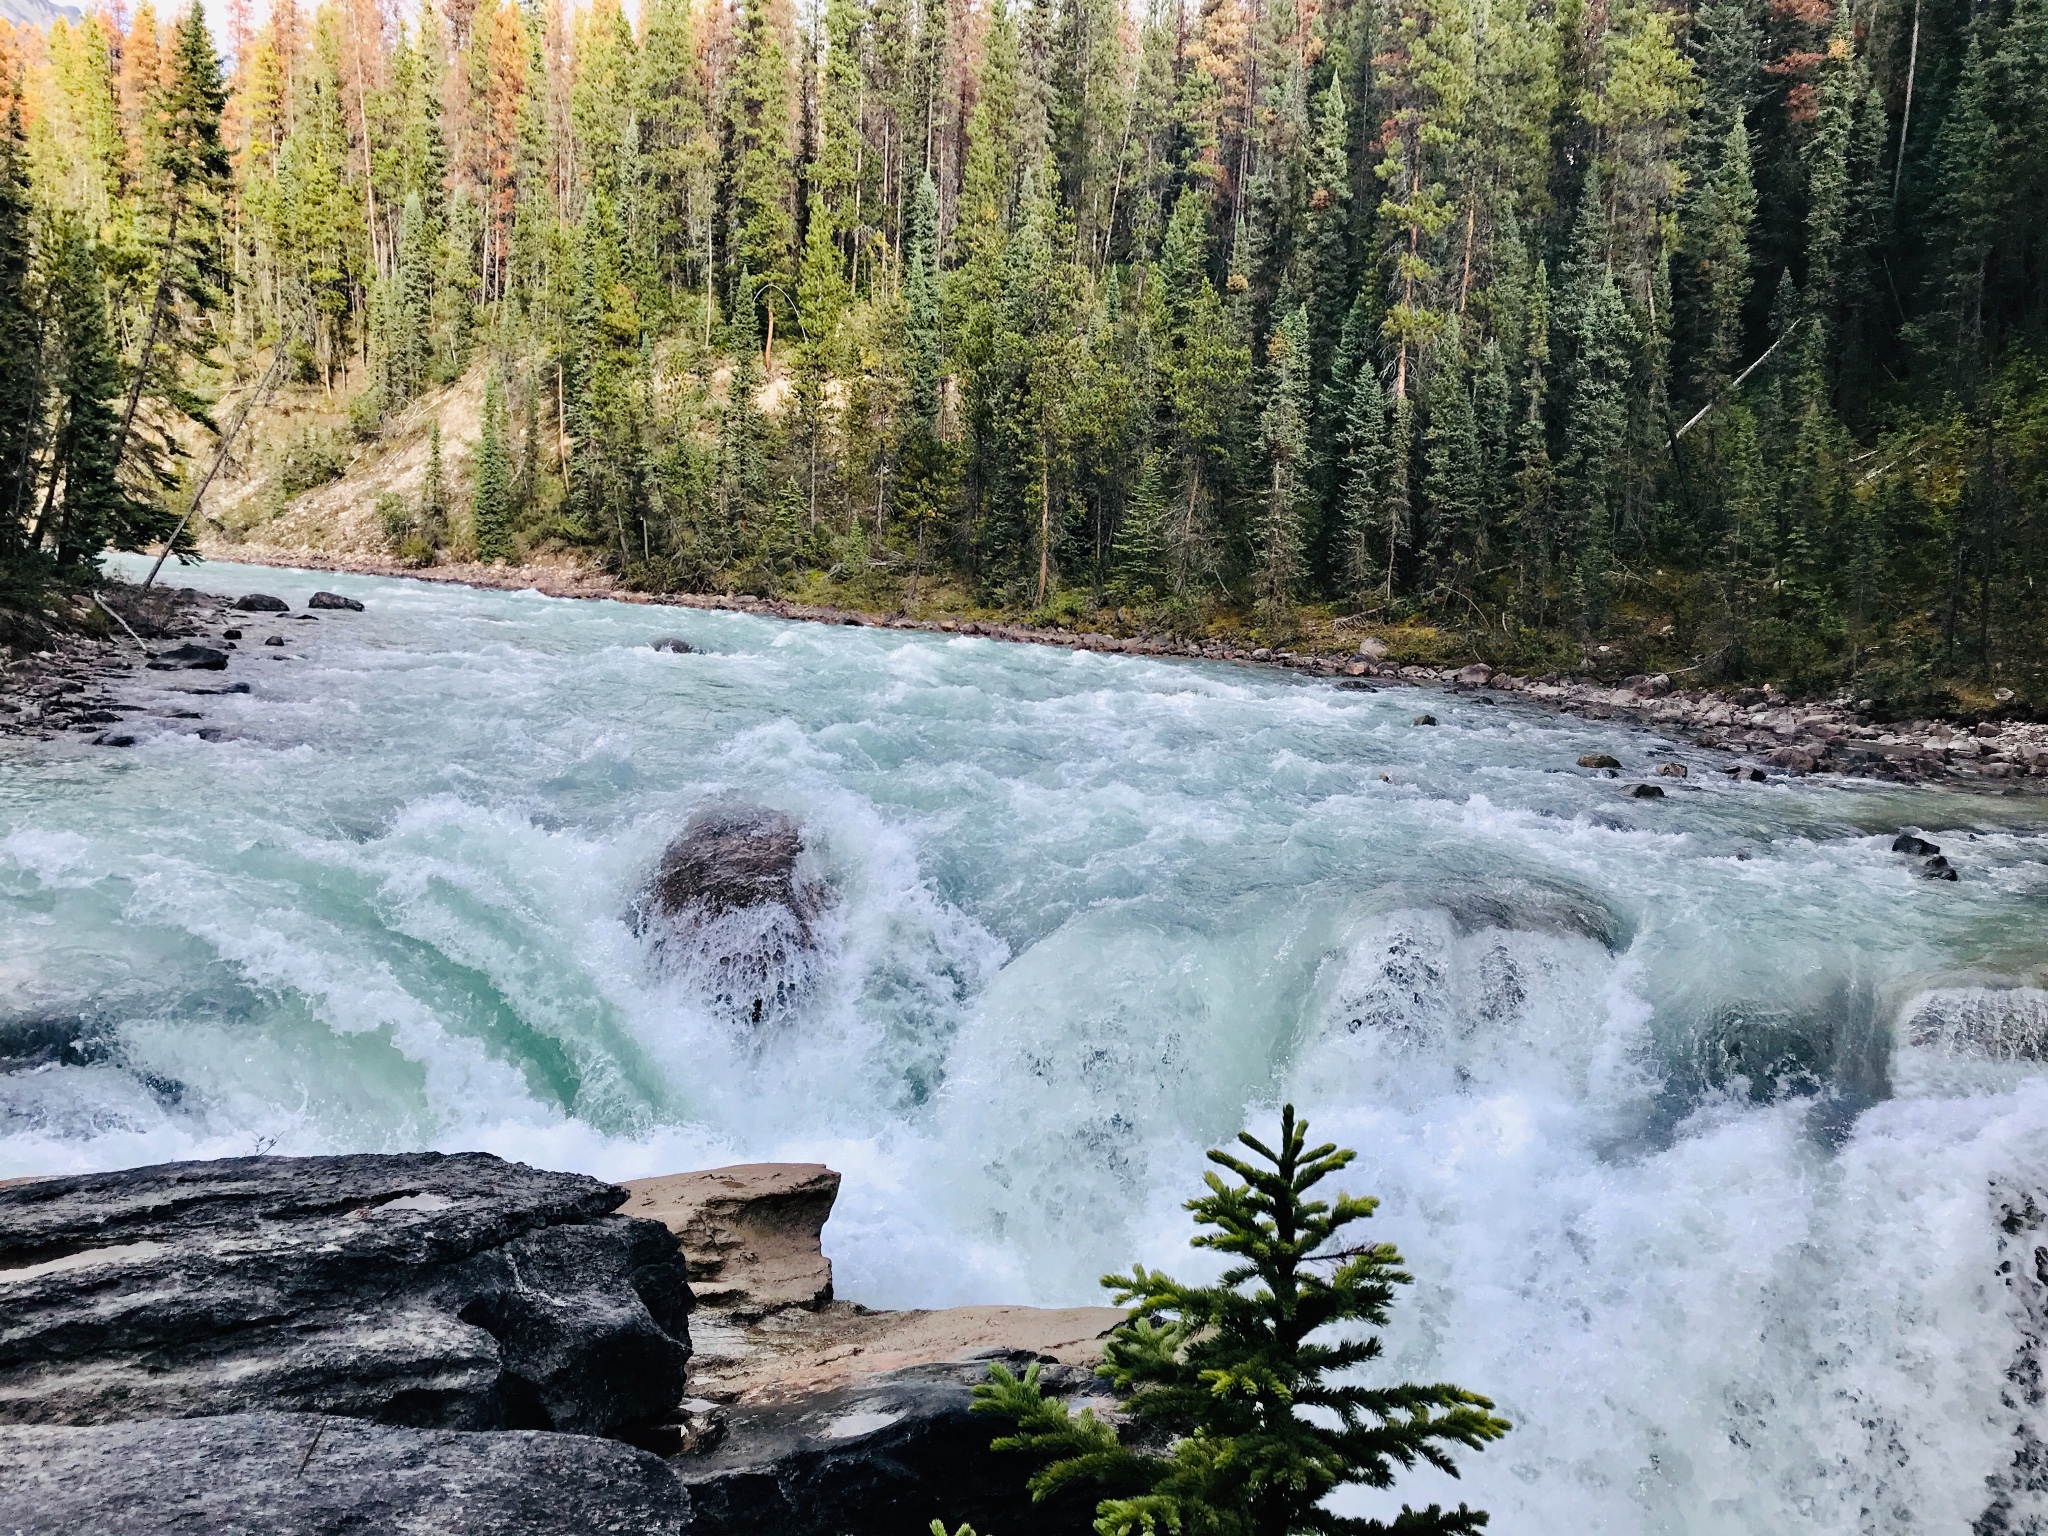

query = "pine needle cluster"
[973, 1106, 1509, 1536]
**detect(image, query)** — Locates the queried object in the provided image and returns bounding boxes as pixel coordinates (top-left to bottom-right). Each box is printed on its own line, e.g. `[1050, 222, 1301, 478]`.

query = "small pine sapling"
[973, 1105, 1509, 1536]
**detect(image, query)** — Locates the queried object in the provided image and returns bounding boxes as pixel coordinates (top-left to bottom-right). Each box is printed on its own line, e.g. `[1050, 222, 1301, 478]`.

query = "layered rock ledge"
[0, 1153, 1114, 1535]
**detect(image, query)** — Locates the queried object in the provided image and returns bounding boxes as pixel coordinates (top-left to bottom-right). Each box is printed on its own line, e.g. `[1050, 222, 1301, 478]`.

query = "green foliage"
[974, 1105, 1510, 1536]
[473, 371, 515, 563]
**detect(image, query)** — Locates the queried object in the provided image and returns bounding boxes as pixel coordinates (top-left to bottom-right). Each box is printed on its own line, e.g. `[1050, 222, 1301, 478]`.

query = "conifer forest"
[0, 0, 2043, 706]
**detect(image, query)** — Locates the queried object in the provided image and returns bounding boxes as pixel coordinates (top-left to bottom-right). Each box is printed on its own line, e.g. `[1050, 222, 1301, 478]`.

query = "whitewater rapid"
[7, 558, 2048, 1532]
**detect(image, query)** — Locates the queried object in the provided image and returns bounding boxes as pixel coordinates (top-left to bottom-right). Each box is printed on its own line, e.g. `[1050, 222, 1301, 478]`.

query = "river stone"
[231, 593, 290, 612]
[651, 636, 696, 653]
[1579, 754, 1621, 769]
[1413, 713, 1437, 726]
[1893, 833, 1941, 856]
[307, 591, 364, 611]
[0, 1152, 691, 1435]
[145, 643, 229, 671]
[1630, 783, 1665, 798]
[644, 806, 831, 1026]
[0, 1412, 688, 1536]
[675, 1362, 1096, 1536]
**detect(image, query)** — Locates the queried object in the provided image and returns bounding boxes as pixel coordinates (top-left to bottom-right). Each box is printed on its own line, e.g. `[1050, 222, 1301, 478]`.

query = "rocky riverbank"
[0, 1152, 1112, 1536]
[12, 562, 2044, 791]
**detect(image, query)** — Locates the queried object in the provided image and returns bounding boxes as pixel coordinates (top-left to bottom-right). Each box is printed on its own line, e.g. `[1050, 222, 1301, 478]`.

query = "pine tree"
[974, 1105, 1511, 1536]
[473, 367, 514, 561]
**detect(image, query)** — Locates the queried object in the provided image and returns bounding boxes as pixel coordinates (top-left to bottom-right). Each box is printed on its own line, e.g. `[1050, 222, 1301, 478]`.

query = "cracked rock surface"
[0, 1411, 688, 1536]
[0, 1152, 691, 1435]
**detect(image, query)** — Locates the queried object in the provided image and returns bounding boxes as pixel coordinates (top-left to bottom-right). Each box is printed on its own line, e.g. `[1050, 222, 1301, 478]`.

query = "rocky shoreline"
[0, 1152, 1112, 1535]
[181, 550, 2048, 791]
[7, 557, 2044, 790]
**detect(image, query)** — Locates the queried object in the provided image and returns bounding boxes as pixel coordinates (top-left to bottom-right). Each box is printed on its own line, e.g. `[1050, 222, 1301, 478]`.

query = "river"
[6, 558, 2048, 1532]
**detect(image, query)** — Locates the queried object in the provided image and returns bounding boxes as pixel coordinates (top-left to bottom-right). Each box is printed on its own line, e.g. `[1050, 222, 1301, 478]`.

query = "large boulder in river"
[0, 1412, 688, 1536]
[0, 1153, 691, 1435]
[230, 593, 290, 612]
[643, 806, 832, 1026]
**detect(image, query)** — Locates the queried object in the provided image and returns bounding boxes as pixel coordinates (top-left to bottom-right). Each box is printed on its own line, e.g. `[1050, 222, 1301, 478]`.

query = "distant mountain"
[0, 0, 84, 26]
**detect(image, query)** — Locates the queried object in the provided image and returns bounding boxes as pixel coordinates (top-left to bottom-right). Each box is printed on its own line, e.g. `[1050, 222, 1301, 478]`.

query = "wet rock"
[651, 636, 696, 653]
[643, 806, 832, 1026]
[1893, 833, 1941, 856]
[306, 591, 364, 611]
[263, 635, 285, 646]
[1656, 762, 1689, 777]
[675, 1363, 1098, 1536]
[0, 1153, 691, 1435]
[1451, 663, 1494, 687]
[1413, 713, 1437, 726]
[1922, 856, 1959, 881]
[1906, 989, 2048, 1060]
[145, 643, 229, 672]
[621, 1165, 840, 1314]
[0, 1412, 688, 1536]
[90, 733, 136, 747]
[1629, 783, 1665, 799]
[1980, 1184, 2048, 1535]
[222, 628, 242, 640]
[230, 593, 290, 612]
[1768, 745, 1820, 774]
[1578, 754, 1621, 769]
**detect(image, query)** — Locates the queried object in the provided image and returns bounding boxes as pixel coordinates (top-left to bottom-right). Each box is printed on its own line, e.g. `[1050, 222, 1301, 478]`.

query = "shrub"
[276, 427, 344, 498]
[973, 1105, 1509, 1536]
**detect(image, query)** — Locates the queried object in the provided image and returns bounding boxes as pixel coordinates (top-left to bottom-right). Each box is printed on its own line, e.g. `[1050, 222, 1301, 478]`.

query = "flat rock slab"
[622, 1163, 840, 1313]
[0, 1411, 688, 1536]
[0, 1153, 690, 1435]
[677, 1364, 1098, 1536]
[689, 1301, 1127, 1405]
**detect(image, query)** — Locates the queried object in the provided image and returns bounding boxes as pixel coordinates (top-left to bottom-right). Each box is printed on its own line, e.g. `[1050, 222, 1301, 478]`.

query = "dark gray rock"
[306, 592, 364, 611]
[643, 807, 832, 1026]
[264, 635, 285, 646]
[1893, 833, 1941, 856]
[231, 594, 290, 612]
[1413, 714, 1437, 726]
[1630, 783, 1665, 799]
[1922, 856, 1959, 881]
[145, 643, 228, 671]
[0, 1412, 688, 1536]
[651, 636, 696, 653]
[0, 1153, 690, 1435]
[675, 1361, 1094, 1536]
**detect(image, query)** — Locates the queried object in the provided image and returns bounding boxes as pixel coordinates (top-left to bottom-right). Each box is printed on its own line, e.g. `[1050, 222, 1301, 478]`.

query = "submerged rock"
[1413, 713, 1437, 726]
[1906, 988, 2048, 1059]
[230, 593, 290, 612]
[0, 1412, 688, 1536]
[643, 806, 831, 1026]
[307, 591, 364, 611]
[145, 643, 228, 671]
[1893, 832, 1941, 856]
[1579, 753, 1621, 769]
[0, 1153, 691, 1435]
[1630, 783, 1665, 798]
[651, 636, 696, 653]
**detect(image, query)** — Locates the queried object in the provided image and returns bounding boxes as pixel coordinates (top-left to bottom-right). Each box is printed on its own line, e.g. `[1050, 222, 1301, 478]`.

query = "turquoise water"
[7, 556, 2048, 1531]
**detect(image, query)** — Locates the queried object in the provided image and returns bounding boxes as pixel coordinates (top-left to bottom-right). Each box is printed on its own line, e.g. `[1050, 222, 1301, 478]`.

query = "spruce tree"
[1422, 323, 1483, 602]
[0, 98, 38, 565]
[1336, 359, 1391, 606]
[975, 1105, 1510, 1536]
[904, 169, 943, 428]
[473, 369, 514, 562]
[1256, 305, 1313, 626]
[113, 1, 231, 475]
